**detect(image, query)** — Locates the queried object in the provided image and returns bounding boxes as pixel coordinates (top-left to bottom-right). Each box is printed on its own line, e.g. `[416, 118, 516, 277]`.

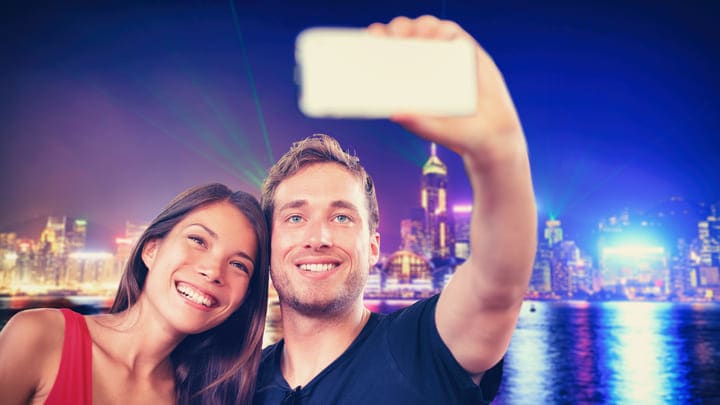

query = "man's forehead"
[273, 163, 367, 211]
[277, 163, 362, 191]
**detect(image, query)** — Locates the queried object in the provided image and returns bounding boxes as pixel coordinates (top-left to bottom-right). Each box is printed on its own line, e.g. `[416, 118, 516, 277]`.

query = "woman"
[0, 183, 269, 404]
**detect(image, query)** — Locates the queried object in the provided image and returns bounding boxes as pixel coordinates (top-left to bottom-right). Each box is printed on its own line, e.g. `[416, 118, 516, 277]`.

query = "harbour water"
[2, 298, 718, 404]
[494, 301, 720, 404]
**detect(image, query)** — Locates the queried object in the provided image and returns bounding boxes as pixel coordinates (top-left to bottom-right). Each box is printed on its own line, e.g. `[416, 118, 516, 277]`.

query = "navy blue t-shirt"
[254, 295, 503, 404]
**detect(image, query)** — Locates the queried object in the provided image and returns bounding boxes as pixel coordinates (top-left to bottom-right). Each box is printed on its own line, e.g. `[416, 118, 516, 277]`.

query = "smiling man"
[254, 15, 537, 404]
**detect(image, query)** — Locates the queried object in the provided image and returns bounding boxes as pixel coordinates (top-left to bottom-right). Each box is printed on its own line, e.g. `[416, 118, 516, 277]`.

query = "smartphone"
[295, 27, 477, 118]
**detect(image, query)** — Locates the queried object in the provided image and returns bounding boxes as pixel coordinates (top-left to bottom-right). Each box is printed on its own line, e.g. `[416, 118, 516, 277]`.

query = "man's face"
[270, 162, 380, 317]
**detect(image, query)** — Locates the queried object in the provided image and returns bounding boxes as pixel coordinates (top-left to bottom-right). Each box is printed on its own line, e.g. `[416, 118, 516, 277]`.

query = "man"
[254, 15, 537, 404]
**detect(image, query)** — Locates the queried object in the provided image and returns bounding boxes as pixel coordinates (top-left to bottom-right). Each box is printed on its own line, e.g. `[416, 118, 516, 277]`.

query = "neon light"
[453, 204, 472, 213]
[69, 252, 113, 260]
[602, 245, 665, 257]
[115, 237, 132, 245]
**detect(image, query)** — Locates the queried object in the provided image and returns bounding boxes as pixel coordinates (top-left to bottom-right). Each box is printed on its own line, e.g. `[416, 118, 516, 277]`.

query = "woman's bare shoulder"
[0, 308, 66, 403]
[2, 308, 66, 344]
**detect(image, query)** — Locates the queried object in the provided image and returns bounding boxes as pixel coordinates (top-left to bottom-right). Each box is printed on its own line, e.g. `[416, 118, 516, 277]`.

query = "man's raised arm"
[370, 15, 537, 376]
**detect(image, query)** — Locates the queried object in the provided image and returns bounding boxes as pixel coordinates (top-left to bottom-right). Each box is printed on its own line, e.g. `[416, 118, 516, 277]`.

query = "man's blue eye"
[335, 214, 350, 223]
[288, 215, 302, 223]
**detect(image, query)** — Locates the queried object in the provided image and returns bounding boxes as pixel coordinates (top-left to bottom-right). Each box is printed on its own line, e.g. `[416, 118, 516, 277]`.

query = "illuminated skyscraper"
[421, 143, 453, 258]
[67, 218, 87, 253]
[39, 216, 67, 286]
[15, 240, 34, 289]
[400, 207, 428, 255]
[696, 211, 720, 266]
[115, 221, 148, 278]
[556, 240, 589, 297]
[530, 252, 552, 295]
[0, 233, 18, 290]
[544, 219, 563, 247]
[453, 204, 472, 260]
[40, 216, 67, 255]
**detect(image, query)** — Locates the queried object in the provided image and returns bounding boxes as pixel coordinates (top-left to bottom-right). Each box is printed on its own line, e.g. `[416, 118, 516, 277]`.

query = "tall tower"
[697, 206, 720, 266]
[67, 218, 87, 253]
[39, 216, 67, 286]
[452, 204, 472, 260]
[421, 143, 452, 258]
[544, 219, 563, 247]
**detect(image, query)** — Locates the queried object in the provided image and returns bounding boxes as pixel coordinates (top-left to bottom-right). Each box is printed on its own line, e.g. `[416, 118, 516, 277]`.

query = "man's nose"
[305, 220, 333, 249]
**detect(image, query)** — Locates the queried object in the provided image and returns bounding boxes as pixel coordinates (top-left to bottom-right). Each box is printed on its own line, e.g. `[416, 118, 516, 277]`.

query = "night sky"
[1, 0, 718, 253]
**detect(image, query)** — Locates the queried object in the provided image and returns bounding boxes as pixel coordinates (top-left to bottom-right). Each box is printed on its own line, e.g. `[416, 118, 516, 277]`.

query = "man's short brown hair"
[261, 134, 379, 233]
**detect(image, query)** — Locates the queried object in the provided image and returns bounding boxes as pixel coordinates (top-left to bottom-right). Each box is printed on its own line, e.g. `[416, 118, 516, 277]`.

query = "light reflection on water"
[3, 298, 719, 403]
[261, 299, 720, 403]
[495, 301, 720, 405]
[601, 302, 671, 404]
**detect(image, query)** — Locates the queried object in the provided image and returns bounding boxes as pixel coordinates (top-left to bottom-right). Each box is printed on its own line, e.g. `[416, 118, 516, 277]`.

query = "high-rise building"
[39, 216, 67, 286]
[421, 143, 453, 258]
[544, 219, 563, 247]
[40, 216, 67, 255]
[66, 252, 114, 291]
[453, 204, 472, 260]
[400, 207, 428, 256]
[0, 233, 18, 290]
[670, 238, 694, 298]
[15, 240, 34, 290]
[530, 251, 552, 295]
[114, 221, 148, 279]
[67, 218, 88, 253]
[696, 212, 720, 267]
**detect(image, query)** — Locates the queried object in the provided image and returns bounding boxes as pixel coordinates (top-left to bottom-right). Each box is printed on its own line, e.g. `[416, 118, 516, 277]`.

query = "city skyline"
[1, 155, 715, 255]
[2, 150, 717, 302]
[1, 0, 718, 253]
[2, 200, 717, 302]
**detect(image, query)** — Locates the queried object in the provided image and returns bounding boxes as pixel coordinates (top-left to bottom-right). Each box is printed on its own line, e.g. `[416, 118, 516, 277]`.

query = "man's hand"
[368, 15, 526, 170]
[369, 15, 537, 376]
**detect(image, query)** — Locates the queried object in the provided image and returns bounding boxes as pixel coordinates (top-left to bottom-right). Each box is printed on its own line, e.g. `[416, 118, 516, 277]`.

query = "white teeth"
[299, 263, 336, 272]
[177, 284, 214, 307]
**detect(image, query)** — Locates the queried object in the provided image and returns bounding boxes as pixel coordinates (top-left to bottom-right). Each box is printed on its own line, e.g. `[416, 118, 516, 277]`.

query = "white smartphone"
[295, 27, 477, 118]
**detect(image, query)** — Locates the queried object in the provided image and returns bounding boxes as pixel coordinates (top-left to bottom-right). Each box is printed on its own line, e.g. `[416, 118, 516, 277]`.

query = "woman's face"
[141, 201, 258, 335]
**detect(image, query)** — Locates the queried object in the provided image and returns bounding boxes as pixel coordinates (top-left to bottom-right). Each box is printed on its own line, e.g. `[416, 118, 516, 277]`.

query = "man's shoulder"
[382, 295, 440, 323]
[260, 340, 282, 365]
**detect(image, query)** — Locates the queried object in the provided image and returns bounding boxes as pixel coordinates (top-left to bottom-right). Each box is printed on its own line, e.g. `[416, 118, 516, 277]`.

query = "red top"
[45, 308, 93, 405]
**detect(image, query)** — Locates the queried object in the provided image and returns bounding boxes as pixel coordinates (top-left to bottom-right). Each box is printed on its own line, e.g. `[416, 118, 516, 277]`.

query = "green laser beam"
[230, 0, 274, 166]
[123, 71, 263, 188]
[90, 84, 253, 186]
[189, 75, 268, 181]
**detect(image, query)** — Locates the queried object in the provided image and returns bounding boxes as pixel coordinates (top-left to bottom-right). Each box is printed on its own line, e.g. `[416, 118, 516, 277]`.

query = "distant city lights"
[68, 251, 113, 260]
[452, 204, 472, 213]
[602, 245, 665, 258]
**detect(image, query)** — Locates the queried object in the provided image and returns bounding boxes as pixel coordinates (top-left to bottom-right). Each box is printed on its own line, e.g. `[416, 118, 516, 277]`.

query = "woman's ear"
[141, 239, 160, 270]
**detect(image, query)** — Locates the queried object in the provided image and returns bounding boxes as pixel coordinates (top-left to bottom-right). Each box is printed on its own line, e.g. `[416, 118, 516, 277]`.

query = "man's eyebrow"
[331, 200, 360, 212]
[277, 200, 308, 212]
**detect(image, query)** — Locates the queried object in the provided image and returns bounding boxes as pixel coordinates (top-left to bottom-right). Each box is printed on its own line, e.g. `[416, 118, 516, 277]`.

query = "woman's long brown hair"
[110, 183, 269, 404]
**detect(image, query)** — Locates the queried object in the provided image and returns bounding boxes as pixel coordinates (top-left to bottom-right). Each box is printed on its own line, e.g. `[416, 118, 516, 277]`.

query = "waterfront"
[2, 298, 719, 404]
[497, 301, 720, 404]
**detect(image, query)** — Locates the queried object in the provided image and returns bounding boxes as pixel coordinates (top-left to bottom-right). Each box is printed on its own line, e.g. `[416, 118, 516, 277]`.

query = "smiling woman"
[0, 183, 269, 405]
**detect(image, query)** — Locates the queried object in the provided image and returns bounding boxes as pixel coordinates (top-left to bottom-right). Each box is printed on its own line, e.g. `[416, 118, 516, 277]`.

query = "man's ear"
[141, 239, 160, 270]
[369, 231, 381, 266]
